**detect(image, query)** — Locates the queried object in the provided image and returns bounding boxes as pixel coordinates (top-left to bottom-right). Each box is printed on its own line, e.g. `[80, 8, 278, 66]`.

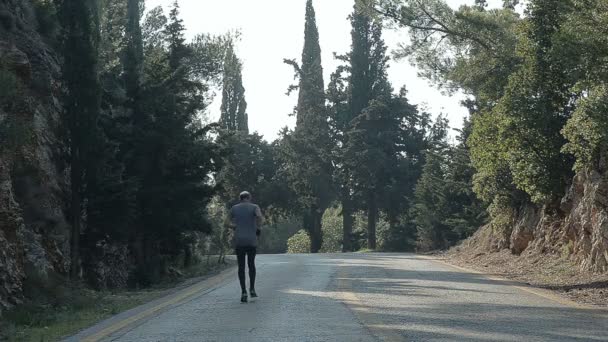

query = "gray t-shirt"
[230, 201, 261, 247]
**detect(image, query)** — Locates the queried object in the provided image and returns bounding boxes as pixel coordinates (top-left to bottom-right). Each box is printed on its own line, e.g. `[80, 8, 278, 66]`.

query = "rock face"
[561, 166, 608, 272]
[0, 0, 70, 315]
[464, 165, 608, 274]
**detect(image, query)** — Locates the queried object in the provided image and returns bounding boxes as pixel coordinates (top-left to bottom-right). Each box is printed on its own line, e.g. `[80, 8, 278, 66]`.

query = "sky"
[147, 0, 505, 141]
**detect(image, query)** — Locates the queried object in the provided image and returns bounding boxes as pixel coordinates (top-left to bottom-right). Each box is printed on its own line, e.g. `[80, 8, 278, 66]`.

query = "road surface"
[98, 254, 607, 341]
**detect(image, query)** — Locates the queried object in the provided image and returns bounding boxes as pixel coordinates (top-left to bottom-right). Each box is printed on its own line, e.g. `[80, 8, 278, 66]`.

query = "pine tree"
[165, 0, 188, 71]
[220, 42, 249, 133]
[413, 116, 451, 251]
[282, 0, 333, 253]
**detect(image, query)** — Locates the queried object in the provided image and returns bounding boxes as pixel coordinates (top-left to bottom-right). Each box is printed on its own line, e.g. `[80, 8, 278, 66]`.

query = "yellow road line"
[416, 255, 606, 311]
[82, 266, 235, 342]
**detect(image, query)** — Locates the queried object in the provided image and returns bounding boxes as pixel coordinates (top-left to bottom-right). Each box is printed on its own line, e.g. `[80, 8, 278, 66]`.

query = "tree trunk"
[132, 230, 147, 284]
[341, 189, 353, 252]
[306, 208, 324, 253]
[367, 191, 377, 250]
[184, 244, 192, 268]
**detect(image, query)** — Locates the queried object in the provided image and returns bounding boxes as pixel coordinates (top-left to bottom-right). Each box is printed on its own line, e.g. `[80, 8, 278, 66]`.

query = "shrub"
[320, 206, 342, 253]
[287, 230, 310, 254]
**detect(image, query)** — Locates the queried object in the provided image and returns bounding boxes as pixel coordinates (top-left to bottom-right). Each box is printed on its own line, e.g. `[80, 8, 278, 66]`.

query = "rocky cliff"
[0, 0, 70, 315]
[460, 162, 608, 273]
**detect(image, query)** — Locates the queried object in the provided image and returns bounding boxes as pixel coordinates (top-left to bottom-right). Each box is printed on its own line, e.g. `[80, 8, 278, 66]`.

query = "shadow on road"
[279, 253, 608, 341]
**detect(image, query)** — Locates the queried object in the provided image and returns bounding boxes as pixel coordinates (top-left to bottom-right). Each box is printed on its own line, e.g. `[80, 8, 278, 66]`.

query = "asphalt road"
[101, 254, 608, 342]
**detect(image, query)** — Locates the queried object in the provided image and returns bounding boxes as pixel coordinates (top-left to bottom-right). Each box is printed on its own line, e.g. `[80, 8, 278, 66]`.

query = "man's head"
[239, 191, 252, 202]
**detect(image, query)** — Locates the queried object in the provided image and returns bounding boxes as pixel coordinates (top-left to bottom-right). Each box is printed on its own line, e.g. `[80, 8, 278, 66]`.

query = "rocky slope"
[0, 0, 70, 315]
[457, 162, 608, 274]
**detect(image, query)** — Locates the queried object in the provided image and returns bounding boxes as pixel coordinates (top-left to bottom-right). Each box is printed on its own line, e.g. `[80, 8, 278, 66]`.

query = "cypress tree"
[60, 0, 102, 278]
[296, 0, 325, 127]
[122, 0, 148, 281]
[333, 4, 379, 252]
[344, 3, 392, 250]
[282, 0, 333, 253]
[220, 42, 249, 133]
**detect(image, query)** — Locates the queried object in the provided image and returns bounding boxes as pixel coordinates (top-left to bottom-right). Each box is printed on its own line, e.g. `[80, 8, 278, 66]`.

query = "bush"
[287, 230, 310, 254]
[320, 206, 343, 253]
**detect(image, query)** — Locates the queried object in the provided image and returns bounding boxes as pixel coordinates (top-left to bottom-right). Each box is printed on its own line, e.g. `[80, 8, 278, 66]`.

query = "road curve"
[100, 254, 608, 342]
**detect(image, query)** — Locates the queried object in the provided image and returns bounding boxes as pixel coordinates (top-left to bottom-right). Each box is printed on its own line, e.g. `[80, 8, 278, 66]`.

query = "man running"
[225, 191, 264, 303]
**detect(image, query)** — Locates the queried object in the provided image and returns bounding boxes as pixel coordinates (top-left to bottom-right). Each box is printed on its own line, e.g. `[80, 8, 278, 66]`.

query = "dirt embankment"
[446, 163, 608, 307]
[445, 245, 608, 307]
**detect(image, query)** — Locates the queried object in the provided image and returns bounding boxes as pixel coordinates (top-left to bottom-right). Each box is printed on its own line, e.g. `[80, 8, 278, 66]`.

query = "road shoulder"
[421, 253, 607, 310]
[64, 263, 236, 342]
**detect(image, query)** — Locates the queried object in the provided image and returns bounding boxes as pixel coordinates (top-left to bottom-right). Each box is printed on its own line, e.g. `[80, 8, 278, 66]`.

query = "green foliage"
[216, 131, 290, 210]
[220, 41, 248, 133]
[559, 0, 608, 171]
[325, 3, 433, 252]
[374, 0, 608, 240]
[414, 117, 487, 251]
[74, 0, 230, 286]
[14, 0, 608, 297]
[287, 230, 311, 254]
[281, 0, 334, 253]
[562, 86, 608, 171]
[414, 149, 451, 251]
[340, 5, 393, 251]
[320, 206, 343, 253]
[258, 216, 301, 254]
[487, 194, 516, 236]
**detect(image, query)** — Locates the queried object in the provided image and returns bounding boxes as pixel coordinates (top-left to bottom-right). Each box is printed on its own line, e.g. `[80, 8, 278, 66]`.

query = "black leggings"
[236, 246, 256, 292]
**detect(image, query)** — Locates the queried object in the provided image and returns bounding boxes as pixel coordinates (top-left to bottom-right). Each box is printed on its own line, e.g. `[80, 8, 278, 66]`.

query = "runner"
[225, 191, 264, 303]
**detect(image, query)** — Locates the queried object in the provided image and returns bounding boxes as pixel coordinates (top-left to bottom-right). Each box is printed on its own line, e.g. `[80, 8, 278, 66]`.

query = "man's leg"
[236, 247, 247, 302]
[247, 247, 257, 296]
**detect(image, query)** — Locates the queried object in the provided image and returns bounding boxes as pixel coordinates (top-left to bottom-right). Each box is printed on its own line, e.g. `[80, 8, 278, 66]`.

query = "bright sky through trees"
[147, 0, 505, 140]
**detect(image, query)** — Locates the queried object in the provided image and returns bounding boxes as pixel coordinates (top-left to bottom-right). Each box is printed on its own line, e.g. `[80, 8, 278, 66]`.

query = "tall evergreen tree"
[118, 1, 223, 282]
[165, 0, 188, 71]
[220, 42, 249, 133]
[124, 0, 143, 108]
[282, 0, 333, 253]
[327, 65, 353, 251]
[342, 3, 393, 250]
[60, 0, 102, 278]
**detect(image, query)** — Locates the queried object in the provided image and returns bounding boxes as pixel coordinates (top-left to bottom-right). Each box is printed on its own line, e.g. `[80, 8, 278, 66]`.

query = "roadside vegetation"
[2, 0, 607, 335]
[0, 261, 231, 342]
